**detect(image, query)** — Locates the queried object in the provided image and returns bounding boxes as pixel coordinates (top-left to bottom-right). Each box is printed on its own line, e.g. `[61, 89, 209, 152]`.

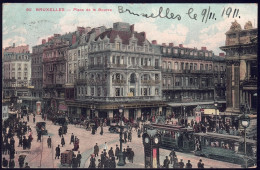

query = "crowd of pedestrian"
[162, 149, 205, 168]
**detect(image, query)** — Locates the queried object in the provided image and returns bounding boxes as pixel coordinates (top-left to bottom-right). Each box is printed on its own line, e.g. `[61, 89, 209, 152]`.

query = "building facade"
[159, 42, 226, 118]
[220, 20, 257, 115]
[3, 46, 31, 108]
[68, 22, 164, 120]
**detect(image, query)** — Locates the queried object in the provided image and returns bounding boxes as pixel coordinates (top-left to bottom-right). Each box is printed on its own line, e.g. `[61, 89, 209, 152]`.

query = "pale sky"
[3, 3, 258, 54]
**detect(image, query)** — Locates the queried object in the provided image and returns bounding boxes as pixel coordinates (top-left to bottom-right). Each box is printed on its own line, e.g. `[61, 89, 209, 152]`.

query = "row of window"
[162, 76, 214, 87]
[162, 48, 213, 57]
[4, 54, 29, 61]
[162, 61, 225, 71]
[77, 86, 160, 97]
[163, 91, 214, 99]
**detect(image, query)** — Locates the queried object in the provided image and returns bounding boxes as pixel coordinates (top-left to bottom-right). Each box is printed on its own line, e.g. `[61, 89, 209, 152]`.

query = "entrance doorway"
[98, 111, 108, 119]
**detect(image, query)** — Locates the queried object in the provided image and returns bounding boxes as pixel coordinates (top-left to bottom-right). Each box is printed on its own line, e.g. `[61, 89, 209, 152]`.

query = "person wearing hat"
[163, 156, 170, 168]
[197, 159, 203, 168]
[179, 159, 184, 168]
[47, 136, 52, 148]
[72, 154, 78, 168]
[24, 162, 30, 168]
[169, 149, 176, 164]
[98, 159, 102, 168]
[186, 160, 192, 168]
[115, 144, 120, 160]
[94, 143, 99, 157]
[55, 145, 60, 159]
[108, 147, 114, 158]
[123, 148, 127, 164]
[77, 151, 82, 167]
[89, 154, 96, 168]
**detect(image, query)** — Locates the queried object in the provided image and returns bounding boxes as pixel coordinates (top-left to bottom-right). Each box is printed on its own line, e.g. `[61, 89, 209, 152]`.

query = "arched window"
[130, 73, 136, 83]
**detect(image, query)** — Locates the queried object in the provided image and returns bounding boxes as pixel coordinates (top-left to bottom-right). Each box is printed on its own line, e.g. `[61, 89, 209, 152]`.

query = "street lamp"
[117, 104, 125, 166]
[240, 104, 250, 168]
[183, 106, 186, 127]
[214, 101, 218, 128]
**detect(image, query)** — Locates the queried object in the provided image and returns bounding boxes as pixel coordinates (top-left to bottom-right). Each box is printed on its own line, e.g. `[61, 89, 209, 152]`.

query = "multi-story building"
[42, 32, 78, 113]
[3, 45, 31, 108]
[159, 42, 226, 117]
[220, 20, 257, 115]
[67, 22, 164, 121]
[30, 41, 48, 111]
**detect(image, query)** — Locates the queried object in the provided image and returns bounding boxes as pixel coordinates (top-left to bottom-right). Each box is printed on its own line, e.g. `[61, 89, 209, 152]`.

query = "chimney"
[48, 37, 52, 42]
[72, 34, 77, 45]
[13, 43, 15, 47]
[130, 24, 135, 33]
[169, 43, 174, 47]
[42, 39, 46, 44]
[141, 32, 146, 39]
[201, 47, 207, 51]
[179, 44, 183, 48]
[152, 40, 157, 45]
[162, 43, 166, 46]
[54, 34, 60, 37]
[219, 53, 225, 57]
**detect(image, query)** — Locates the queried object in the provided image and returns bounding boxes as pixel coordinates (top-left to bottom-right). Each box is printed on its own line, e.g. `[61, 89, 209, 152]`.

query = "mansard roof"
[95, 30, 146, 46]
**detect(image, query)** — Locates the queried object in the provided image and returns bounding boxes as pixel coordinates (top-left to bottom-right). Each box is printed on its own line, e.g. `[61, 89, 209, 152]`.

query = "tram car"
[143, 123, 195, 152]
[36, 122, 48, 135]
[194, 132, 256, 167]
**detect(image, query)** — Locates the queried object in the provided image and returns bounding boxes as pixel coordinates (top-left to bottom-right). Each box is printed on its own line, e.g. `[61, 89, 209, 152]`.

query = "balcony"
[141, 80, 160, 86]
[142, 65, 155, 70]
[76, 95, 162, 102]
[76, 79, 88, 85]
[43, 56, 66, 63]
[88, 64, 104, 69]
[112, 79, 126, 86]
[110, 64, 127, 68]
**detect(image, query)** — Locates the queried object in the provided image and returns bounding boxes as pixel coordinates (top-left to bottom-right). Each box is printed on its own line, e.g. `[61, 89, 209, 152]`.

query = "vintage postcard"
[2, 3, 258, 168]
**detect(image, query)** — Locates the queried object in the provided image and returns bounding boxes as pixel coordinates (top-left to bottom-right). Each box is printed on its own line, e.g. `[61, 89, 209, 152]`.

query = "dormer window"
[116, 42, 120, 50]
[168, 48, 171, 53]
[163, 47, 166, 53]
[181, 50, 184, 55]
[174, 49, 178, 54]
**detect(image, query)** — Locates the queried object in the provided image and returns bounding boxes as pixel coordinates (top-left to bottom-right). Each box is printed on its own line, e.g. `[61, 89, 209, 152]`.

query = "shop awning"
[167, 101, 214, 107]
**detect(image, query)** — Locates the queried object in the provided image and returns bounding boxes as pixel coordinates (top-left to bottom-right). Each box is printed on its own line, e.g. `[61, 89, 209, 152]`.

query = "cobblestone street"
[2, 114, 242, 168]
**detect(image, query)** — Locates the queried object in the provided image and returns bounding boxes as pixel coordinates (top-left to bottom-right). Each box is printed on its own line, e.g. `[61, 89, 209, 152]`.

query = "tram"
[194, 132, 256, 167]
[143, 123, 195, 152]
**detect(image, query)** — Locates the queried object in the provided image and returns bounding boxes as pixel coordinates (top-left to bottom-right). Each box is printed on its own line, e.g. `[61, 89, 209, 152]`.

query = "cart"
[61, 150, 73, 167]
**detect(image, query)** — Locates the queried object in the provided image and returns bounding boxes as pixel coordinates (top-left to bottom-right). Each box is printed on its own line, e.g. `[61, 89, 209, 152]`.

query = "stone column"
[95, 110, 99, 117]
[226, 61, 233, 109]
[234, 61, 240, 110]
[87, 109, 90, 118]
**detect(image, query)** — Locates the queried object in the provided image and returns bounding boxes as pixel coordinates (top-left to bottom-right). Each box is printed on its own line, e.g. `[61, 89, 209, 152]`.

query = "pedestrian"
[92, 126, 95, 135]
[27, 115, 29, 122]
[169, 149, 176, 164]
[24, 162, 30, 168]
[197, 159, 204, 168]
[70, 133, 75, 144]
[72, 154, 78, 168]
[179, 159, 185, 168]
[104, 142, 108, 151]
[100, 151, 104, 167]
[110, 156, 116, 168]
[77, 151, 82, 167]
[61, 135, 65, 147]
[55, 145, 60, 159]
[94, 143, 99, 157]
[6, 141, 10, 155]
[27, 136, 32, 149]
[22, 136, 27, 150]
[100, 124, 103, 135]
[9, 159, 15, 168]
[33, 116, 35, 123]
[10, 147, 15, 160]
[10, 137, 15, 147]
[18, 155, 25, 168]
[137, 128, 141, 138]
[3, 158, 8, 167]
[108, 147, 114, 158]
[98, 159, 102, 168]
[128, 148, 134, 163]
[47, 136, 52, 148]
[89, 154, 96, 168]
[186, 160, 192, 168]
[163, 156, 170, 168]
[58, 127, 62, 137]
[128, 131, 132, 142]
[123, 148, 127, 164]
[115, 144, 119, 160]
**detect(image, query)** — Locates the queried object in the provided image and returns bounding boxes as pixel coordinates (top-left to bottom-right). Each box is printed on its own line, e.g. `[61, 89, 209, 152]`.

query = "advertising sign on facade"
[36, 101, 41, 115]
